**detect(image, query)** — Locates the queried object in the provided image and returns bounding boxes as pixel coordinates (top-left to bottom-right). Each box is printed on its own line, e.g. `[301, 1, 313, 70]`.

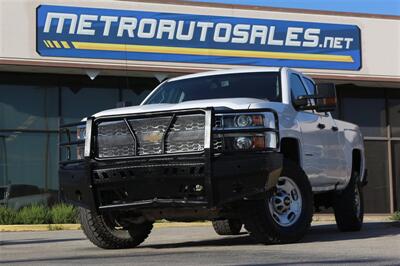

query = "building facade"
[0, 0, 399, 213]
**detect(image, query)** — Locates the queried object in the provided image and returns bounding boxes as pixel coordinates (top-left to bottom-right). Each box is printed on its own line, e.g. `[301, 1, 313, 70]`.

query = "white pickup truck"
[59, 67, 367, 249]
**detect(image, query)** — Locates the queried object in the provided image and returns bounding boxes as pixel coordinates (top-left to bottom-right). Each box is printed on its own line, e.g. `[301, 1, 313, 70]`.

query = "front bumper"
[59, 108, 282, 212]
[60, 153, 282, 212]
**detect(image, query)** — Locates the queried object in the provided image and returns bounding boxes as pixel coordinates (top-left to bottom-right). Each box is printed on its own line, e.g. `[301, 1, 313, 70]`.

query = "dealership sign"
[36, 5, 361, 70]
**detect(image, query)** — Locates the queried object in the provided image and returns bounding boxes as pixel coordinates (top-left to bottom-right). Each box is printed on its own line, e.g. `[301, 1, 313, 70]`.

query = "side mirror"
[293, 97, 308, 109]
[315, 83, 337, 112]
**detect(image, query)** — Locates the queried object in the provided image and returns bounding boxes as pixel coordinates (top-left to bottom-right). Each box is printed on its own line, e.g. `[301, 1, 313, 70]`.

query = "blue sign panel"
[36, 5, 361, 70]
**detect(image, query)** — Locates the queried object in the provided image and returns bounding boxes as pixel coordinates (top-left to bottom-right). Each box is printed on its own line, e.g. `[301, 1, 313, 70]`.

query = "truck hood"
[93, 98, 266, 117]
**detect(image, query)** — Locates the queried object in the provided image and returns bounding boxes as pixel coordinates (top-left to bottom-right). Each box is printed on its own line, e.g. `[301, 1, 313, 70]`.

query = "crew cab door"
[302, 77, 348, 188]
[289, 73, 325, 188]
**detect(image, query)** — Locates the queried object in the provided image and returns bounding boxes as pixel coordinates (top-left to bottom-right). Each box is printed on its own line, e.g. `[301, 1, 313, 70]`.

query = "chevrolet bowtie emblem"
[143, 132, 163, 143]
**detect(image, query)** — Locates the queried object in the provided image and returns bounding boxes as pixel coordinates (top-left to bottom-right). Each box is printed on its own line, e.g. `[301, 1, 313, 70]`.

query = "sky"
[186, 0, 400, 16]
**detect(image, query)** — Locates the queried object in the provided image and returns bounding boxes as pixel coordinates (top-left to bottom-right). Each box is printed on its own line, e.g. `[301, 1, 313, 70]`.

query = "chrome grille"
[97, 121, 135, 158]
[129, 117, 171, 155]
[96, 113, 206, 158]
[165, 115, 205, 154]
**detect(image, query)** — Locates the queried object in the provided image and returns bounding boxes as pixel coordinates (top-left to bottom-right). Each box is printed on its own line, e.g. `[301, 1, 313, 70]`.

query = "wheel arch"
[352, 149, 363, 182]
[280, 137, 301, 166]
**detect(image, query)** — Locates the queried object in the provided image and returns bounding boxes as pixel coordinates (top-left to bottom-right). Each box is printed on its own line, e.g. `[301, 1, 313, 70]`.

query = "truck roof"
[169, 67, 283, 82]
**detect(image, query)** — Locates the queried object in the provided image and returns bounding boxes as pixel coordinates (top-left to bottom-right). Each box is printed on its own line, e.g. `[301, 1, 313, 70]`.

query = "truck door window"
[303, 77, 318, 109]
[290, 74, 309, 107]
[303, 78, 316, 95]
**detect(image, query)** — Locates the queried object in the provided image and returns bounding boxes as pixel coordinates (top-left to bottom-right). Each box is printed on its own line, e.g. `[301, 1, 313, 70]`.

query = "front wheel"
[79, 208, 153, 249]
[242, 159, 313, 244]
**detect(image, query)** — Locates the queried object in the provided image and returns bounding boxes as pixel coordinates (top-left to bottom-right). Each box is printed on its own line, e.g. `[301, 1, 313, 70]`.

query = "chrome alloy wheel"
[268, 176, 303, 227]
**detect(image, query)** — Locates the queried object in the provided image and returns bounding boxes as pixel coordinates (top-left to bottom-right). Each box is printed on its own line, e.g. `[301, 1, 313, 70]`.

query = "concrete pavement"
[1, 221, 399, 265]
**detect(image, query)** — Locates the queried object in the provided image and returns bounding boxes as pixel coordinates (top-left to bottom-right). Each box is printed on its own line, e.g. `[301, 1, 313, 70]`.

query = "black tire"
[212, 219, 242, 235]
[79, 207, 153, 249]
[333, 175, 364, 232]
[242, 159, 313, 244]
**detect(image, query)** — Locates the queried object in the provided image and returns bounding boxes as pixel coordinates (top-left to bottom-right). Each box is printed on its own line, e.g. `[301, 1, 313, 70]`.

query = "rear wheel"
[333, 176, 364, 232]
[212, 219, 242, 235]
[79, 208, 153, 249]
[242, 159, 313, 244]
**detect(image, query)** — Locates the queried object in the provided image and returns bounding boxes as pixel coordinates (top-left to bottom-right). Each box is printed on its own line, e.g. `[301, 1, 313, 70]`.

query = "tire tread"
[241, 159, 313, 244]
[212, 219, 242, 235]
[79, 208, 152, 249]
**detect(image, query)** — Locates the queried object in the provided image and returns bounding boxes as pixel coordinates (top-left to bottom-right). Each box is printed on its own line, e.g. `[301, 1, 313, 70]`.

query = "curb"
[0, 224, 81, 232]
[313, 214, 391, 222]
[155, 222, 212, 229]
[0, 216, 393, 232]
[0, 222, 213, 232]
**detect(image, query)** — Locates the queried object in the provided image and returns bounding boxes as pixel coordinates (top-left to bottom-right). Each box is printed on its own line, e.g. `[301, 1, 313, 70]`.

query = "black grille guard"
[59, 108, 280, 210]
[60, 107, 280, 163]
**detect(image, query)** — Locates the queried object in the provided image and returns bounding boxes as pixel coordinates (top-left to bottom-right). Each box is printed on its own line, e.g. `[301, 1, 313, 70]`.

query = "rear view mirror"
[293, 97, 308, 109]
[315, 83, 337, 112]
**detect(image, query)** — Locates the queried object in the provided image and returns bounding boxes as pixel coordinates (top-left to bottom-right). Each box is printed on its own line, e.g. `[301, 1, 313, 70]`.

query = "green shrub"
[0, 206, 17, 224]
[49, 204, 78, 224]
[16, 205, 50, 224]
[390, 211, 400, 221]
[48, 224, 64, 231]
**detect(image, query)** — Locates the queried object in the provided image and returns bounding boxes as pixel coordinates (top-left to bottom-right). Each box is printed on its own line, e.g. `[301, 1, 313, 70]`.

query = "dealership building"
[0, 0, 399, 213]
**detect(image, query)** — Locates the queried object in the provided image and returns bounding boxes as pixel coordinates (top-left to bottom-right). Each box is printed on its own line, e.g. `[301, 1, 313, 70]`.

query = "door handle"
[331, 126, 339, 132]
[317, 123, 326, 129]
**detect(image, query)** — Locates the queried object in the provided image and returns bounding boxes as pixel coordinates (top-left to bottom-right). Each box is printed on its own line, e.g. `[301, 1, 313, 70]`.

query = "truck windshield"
[143, 72, 281, 104]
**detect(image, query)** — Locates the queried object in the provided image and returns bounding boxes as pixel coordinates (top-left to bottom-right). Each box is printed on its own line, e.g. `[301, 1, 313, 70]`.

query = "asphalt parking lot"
[1, 221, 399, 266]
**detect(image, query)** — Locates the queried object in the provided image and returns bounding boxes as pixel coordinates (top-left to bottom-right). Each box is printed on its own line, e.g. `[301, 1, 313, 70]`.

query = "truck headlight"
[233, 135, 268, 150]
[234, 136, 253, 150]
[214, 111, 278, 151]
[219, 113, 275, 129]
[235, 115, 254, 127]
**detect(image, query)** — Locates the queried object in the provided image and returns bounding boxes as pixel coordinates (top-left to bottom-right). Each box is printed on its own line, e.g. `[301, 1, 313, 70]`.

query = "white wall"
[0, 0, 399, 81]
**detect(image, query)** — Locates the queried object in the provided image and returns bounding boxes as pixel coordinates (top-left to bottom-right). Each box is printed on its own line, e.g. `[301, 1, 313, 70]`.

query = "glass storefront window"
[61, 76, 120, 124]
[363, 141, 391, 213]
[393, 142, 400, 210]
[122, 78, 158, 106]
[0, 132, 57, 190]
[388, 90, 400, 137]
[0, 75, 58, 131]
[341, 97, 387, 137]
[0, 72, 160, 209]
[122, 89, 152, 106]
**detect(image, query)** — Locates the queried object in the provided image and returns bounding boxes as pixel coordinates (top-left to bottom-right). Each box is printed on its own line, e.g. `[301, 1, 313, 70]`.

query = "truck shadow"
[302, 221, 399, 243]
[0, 237, 86, 246]
[143, 222, 399, 249]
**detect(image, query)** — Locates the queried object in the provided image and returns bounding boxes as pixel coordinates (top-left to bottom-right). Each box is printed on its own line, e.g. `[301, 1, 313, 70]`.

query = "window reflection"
[0, 84, 58, 131]
[388, 91, 400, 137]
[393, 142, 400, 210]
[363, 141, 390, 213]
[0, 72, 157, 199]
[342, 97, 387, 137]
[0, 132, 57, 188]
